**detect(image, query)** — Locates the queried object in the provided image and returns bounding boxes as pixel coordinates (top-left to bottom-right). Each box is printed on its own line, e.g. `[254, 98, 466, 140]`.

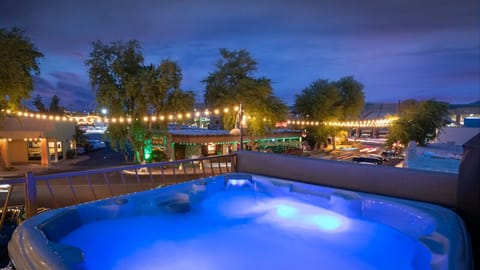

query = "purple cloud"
[2, 0, 478, 108]
[28, 76, 94, 112]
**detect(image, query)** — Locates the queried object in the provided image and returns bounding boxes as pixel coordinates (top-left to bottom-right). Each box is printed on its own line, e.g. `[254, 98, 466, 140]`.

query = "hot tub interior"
[8, 173, 472, 270]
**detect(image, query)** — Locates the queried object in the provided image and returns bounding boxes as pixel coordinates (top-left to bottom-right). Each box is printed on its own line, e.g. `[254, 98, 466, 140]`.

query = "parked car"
[76, 146, 85, 155]
[76, 143, 93, 153]
[381, 151, 397, 160]
[87, 139, 106, 150]
[352, 156, 383, 165]
[368, 154, 387, 161]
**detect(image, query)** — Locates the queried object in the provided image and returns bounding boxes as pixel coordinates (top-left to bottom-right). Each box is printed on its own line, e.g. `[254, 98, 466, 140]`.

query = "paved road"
[75, 144, 131, 169]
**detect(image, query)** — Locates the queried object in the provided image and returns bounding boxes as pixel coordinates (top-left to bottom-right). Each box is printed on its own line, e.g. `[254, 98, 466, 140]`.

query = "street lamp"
[239, 104, 244, 150]
[229, 104, 244, 150]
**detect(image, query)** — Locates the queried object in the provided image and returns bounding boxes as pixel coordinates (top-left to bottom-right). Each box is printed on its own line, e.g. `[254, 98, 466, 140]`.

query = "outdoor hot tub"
[8, 173, 472, 270]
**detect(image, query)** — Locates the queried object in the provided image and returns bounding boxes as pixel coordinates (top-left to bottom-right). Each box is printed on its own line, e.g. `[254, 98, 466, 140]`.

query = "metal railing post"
[24, 171, 38, 218]
[0, 184, 14, 231]
[235, 153, 238, 172]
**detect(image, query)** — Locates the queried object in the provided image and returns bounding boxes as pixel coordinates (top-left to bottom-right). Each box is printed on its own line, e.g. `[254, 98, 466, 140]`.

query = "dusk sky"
[1, 0, 479, 111]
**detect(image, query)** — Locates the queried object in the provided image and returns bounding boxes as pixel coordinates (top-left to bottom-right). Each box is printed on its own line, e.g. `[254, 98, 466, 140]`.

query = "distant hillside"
[449, 101, 480, 109]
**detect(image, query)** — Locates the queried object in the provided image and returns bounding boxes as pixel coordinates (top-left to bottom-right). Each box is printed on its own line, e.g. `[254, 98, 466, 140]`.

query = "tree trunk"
[135, 147, 145, 164]
[0, 146, 6, 170]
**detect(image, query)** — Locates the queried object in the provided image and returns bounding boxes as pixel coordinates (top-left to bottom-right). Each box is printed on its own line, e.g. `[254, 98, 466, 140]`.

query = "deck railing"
[0, 154, 237, 230]
[2, 139, 479, 233]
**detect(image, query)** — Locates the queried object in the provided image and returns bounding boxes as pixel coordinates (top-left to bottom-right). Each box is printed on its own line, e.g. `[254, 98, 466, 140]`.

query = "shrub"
[66, 149, 76, 159]
[151, 149, 167, 162]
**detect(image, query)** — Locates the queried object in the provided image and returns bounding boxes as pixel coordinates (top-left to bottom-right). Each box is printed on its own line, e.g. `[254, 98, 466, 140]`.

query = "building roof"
[169, 127, 302, 144]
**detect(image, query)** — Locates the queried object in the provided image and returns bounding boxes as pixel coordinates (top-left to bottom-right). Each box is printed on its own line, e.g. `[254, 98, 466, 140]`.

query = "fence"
[0, 154, 237, 231]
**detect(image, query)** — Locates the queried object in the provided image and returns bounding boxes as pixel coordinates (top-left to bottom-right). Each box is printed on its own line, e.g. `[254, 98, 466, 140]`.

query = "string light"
[288, 118, 398, 128]
[0, 105, 398, 128]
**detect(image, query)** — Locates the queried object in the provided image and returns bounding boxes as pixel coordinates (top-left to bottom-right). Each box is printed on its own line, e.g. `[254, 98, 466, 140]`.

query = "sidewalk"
[0, 155, 90, 179]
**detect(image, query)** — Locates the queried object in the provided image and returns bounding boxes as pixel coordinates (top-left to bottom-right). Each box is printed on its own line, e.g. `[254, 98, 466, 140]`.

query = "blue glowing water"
[312, 214, 343, 231]
[60, 187, 432, 270]
[276, 204, 296, 218]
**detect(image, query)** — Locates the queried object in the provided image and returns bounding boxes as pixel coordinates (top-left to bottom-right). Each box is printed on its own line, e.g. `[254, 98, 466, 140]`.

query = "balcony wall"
[236, 150, 458, 209]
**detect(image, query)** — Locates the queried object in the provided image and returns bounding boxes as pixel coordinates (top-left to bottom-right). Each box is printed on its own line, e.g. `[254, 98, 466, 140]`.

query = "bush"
[151, 150, 167, 162]
[66, 149, 76, 159]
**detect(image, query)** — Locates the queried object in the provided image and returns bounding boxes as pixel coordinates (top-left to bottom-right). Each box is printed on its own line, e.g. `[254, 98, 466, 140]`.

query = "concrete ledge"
[236, 151, 458, 208]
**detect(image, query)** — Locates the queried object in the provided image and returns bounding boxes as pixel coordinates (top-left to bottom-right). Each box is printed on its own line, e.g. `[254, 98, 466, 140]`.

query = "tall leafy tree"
[48, 94, 65, 114]
[336, 76, 365, 120]
[387, 99, 449, 147]
[0, 28, 43, 112]
[33, 94, 65, 114]
[33, 94, 47, 112]
[203, 48, 288, 137]
[0, 28, 43, 169]
[86, 40, 149, 162]
[147, 60, 194, 116]
[294, 77, 365, 149]
[85, 40, 194, 162]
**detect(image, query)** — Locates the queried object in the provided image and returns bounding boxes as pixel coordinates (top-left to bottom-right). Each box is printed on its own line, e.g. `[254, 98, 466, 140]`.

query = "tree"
[48, 94, 65, 114]
[0, 28, 43, 170]
[85, 40, 194, 162]
[147, 60, 195, 115]
[203, 48, 288, 138]
[73, 125, 88, 145]
[336, 76, 365, 120]
[32, 94, 65, 114]
[0, 28, 43, 112]
[33, 94, 47, 112]
[387, 99, 449, 147]
[294, 77, 365, 150]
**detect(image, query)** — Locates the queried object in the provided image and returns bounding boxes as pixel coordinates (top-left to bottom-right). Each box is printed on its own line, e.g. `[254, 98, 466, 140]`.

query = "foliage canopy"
[85, 40, 194, 162]
[294, 77, 365, 149]
[0, 27, 43, 111]
[387, 99, 449, 147]
[203, 48, 288, 137]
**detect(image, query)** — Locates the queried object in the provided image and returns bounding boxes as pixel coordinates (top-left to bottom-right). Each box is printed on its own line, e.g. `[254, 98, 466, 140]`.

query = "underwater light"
[276, 204, 297, 218]
[312, 214, 343, 231]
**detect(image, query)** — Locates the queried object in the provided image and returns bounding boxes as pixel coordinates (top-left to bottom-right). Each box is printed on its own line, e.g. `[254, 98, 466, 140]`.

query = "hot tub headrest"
[37, 209, 82, 242]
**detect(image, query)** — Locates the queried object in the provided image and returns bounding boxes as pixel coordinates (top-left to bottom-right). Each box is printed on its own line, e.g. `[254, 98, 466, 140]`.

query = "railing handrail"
[0, 154, 238, 229]
[31, 154, 237, 181]
[0, 177, 26, 185]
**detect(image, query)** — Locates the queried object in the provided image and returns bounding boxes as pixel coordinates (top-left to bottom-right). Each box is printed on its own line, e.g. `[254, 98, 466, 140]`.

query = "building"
[164, 128, 302, 160]
[448, 101, 480, 127]
[0, 116, 76, 167]
[353, 101, 480, 139]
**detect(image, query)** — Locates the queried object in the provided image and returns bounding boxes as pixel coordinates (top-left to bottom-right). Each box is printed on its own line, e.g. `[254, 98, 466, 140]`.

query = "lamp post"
[229, 104, 244, 150]
[239, 104, 244, 150]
